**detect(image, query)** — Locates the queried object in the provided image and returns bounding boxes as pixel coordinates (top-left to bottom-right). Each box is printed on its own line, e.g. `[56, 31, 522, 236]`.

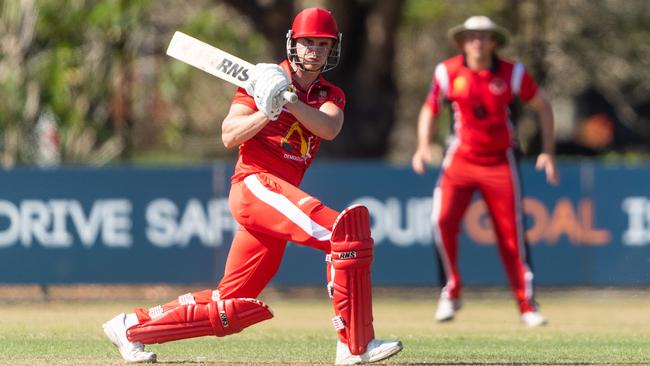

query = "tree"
[2, 0, 648, 166]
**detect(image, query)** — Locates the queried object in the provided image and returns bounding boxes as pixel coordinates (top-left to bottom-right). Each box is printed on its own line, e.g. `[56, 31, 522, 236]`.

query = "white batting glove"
[245, 63, 284, 97]
[251, 66, 290, 121]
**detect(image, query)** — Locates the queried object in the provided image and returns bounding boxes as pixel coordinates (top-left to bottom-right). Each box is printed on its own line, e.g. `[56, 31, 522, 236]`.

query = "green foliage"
[0, 0, 154, 164]
[402, 0, 505, 28]
[402, 0, 449, 27]
[179, 7, 268, 63]
[32, 0, 148, 126]
[2, 0, 648, 165]
[0, 69, 23, 130]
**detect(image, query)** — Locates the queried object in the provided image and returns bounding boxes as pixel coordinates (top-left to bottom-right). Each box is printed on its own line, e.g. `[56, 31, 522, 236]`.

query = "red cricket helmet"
[291, 7, 339, 40]
[286, 8, 342, 72]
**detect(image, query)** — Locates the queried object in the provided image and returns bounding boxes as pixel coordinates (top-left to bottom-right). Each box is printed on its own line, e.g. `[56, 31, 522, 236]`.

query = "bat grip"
[282, 90, 298, 104]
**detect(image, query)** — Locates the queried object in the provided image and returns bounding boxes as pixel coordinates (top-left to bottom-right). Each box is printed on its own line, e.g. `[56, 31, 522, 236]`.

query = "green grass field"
[0, 288, 649, 365]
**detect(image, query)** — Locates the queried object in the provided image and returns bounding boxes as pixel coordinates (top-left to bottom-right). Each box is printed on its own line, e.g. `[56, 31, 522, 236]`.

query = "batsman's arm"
[412, 104, 439, 175]
[527, 90, 560, 185]
[284, 101, 343, 141]
[221, 104, 270, 148]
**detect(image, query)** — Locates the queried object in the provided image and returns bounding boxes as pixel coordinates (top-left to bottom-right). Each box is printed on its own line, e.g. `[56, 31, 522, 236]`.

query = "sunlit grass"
[0, 290, 648, 365]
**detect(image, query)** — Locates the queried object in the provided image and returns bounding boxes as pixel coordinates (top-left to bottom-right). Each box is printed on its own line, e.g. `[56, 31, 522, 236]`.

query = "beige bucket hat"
[448, 16, 510, 49]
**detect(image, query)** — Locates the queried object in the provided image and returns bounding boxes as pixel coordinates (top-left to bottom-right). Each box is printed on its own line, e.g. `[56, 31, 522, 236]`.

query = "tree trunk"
[323, 0, 404, 157]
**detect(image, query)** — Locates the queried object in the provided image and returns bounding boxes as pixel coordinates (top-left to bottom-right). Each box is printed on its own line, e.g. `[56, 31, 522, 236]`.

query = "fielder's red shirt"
[230, 60, 345, 186]
[424, 54, 538, 159]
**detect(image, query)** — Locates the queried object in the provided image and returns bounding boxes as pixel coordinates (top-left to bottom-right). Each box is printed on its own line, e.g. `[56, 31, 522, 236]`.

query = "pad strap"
[329, 205, 375, 355]
[126, 298, 273, 344]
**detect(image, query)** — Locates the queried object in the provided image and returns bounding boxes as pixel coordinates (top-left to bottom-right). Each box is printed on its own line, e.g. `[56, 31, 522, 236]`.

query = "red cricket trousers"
[432, 149, 537, 313]
[217, 172, 339, 299]
[132, 172, 354, 346]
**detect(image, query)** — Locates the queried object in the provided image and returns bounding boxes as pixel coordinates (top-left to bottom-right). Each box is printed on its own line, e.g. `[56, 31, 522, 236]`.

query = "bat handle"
[282, 90, 298, 104]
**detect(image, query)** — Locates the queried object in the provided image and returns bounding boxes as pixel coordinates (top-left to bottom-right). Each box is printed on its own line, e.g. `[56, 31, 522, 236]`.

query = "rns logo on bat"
[216, 58, 249, 82]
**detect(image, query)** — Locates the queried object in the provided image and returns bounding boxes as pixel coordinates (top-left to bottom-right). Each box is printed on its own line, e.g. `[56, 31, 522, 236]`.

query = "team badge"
[489, 78, 507, 95]
[318, 89, 328, 103]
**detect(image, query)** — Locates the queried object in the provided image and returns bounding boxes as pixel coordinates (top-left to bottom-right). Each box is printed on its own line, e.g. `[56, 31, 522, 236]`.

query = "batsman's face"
[461, 31, 496, 60]
[295, 37, 333, 71]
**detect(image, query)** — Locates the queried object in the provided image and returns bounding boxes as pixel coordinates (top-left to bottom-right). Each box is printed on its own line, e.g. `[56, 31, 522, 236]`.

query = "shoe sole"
[435, 312, 455, 322]
[335, 342, 404, 365]
[102, 322, 157, 363]
[523, 320, 548, 327]
[368, 342, 404, 363]
[435, 303, 462, 322]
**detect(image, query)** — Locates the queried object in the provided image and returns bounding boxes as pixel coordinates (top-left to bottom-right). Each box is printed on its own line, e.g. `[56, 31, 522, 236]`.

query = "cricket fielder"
[411, 16, 559, 327]
[103, 7, 402, 364]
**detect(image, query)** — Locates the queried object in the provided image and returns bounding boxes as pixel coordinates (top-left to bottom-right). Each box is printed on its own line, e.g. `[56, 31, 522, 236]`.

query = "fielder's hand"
[411, 146, 433, 175]
[536, 153, 559, 185]
[246, 63, 291, 121]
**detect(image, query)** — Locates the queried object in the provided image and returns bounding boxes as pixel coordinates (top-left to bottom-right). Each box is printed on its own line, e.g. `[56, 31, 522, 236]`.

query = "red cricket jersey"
[230, 60, 345, 186]
[424, 55, 539, 159]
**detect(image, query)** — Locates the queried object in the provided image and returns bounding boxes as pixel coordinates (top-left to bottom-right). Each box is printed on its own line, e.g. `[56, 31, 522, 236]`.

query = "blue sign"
[0, 166, 234, 283]
[0, 161, 648, 286]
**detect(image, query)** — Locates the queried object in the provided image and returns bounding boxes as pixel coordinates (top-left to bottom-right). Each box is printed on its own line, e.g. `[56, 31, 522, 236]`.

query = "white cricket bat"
[166, 31, 297, 103]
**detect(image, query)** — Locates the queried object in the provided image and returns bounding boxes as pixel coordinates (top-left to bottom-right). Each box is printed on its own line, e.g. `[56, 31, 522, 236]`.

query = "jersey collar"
[462, 53, 500, 73]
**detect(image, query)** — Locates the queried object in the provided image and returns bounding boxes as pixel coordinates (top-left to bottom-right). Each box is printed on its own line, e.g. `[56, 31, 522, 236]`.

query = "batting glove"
[251, 66, 290, 121]
[245, 63, 284, 97]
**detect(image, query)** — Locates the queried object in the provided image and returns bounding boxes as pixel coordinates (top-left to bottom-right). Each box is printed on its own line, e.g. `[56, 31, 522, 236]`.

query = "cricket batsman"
[103, 7, 403, 364]
[411, 16, 559, 327]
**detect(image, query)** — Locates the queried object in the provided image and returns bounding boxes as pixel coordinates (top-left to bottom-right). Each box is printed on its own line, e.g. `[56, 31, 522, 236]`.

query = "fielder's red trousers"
[433, 149, 537, 313]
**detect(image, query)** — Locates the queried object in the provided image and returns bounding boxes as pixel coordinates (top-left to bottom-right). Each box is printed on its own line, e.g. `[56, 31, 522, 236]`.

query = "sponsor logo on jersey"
[473, 104, 488, 119]
[452, 76, 469, 95]
[283, 153, 307, 163]
[280, 122, 313, 164]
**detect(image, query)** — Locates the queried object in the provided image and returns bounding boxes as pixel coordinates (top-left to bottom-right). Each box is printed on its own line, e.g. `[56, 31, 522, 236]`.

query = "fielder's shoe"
[435, 294, 462, 322]
[521, 311, 547, 327]
[103, 313, 157, 363]
[335, 338, 403, 365]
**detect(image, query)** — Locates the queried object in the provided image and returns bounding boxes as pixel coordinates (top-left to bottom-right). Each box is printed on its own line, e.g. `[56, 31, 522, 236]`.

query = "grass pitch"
[0, 288, 649, 365]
